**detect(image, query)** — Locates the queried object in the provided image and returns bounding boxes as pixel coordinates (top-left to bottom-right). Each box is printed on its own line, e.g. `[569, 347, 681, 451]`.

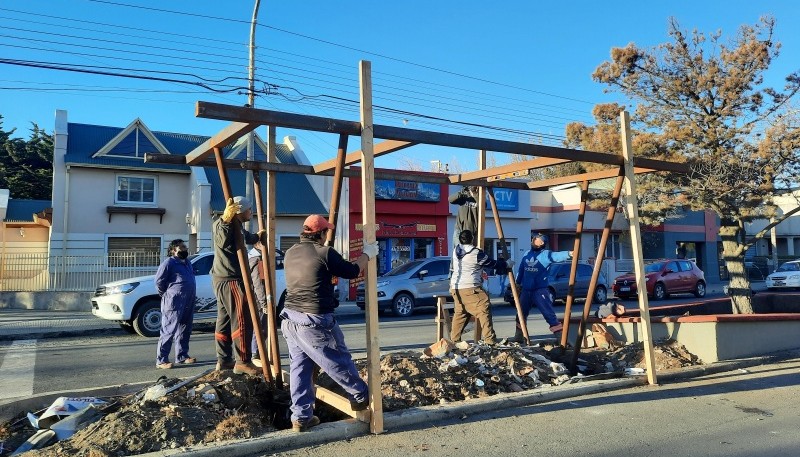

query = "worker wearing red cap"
[281, 214, 378, 432]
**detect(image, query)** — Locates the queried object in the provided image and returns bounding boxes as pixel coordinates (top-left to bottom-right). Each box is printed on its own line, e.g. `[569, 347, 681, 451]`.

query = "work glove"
[362, 241, 379, 260]
[257, 229, 268, 246]
[221, 198, 241, 223]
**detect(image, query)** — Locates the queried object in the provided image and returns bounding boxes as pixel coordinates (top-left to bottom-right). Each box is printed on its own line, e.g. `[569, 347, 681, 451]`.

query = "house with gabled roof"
[49, 110, 332, 275]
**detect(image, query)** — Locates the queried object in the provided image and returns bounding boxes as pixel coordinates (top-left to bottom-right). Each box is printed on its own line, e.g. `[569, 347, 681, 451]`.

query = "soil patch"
[1, 339, 700, 456]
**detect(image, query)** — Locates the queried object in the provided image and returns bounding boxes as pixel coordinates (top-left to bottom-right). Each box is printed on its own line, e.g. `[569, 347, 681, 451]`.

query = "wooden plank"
[360, 61, 384, 434]
[620, 110, 659, 385]
[195, 101, 689, 173]
[526, 167, 655, 190]
[449, 157, 570, 183]
[265, 125, 281, 385]
[313, 140, 415, 173]
[560, 181, 588, 347]
[184, 122, 258, 165]
[315, 386, 359, 418]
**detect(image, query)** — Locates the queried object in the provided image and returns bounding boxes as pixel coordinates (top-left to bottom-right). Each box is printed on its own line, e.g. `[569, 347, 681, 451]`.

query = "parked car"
[765, 260, 800, 290]
[356, 256, 451, 317]
[503, 262, 608, 305]
[612, 259, 705, 300]
[91, 251, 286, 337]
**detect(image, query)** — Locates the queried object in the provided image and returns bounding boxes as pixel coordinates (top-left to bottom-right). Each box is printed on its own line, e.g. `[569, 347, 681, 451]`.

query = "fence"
[0, 253, 161, 292]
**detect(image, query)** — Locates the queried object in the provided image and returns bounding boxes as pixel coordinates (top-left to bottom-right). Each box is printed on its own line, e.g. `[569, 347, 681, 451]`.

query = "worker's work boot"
[233, 362, 259, 376]
[507, 327, 527, 344]
[216, 360, 235, 371]
[291, 415, 320, 432]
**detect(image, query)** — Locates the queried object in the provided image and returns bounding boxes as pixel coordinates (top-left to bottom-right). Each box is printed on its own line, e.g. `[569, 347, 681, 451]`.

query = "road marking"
[0, 339, 37, 400]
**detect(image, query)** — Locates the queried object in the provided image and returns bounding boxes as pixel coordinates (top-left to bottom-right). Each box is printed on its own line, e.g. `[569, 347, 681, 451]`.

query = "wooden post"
[620, 110, 658, 385]
[325, 134, 349, 246]
[252, 171, 281, 388]
[359, 60, 384, 434]
[486, 186, 530, 344]
[435, 296, 452, 341]
[265, 125, 281, 384]
[570, 173, 624, 373]
[560, 180, 588, 347]
[212, 147, 272, 385]
[473, 150, 487, 342]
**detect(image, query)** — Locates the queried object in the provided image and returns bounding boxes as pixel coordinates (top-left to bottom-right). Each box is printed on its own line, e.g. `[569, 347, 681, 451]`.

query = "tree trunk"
[720, 224, 754, 314]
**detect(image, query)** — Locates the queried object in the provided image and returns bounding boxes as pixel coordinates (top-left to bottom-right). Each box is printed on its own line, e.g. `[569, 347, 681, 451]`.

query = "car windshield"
[384, 260, 424, 276]
[776, 262, 800, 272]
[644, 262, 666, 273]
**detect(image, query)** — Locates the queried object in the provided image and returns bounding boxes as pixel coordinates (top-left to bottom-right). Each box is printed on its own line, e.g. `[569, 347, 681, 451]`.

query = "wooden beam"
[195, 102, 689, 173]
[526, 167, 655, 190]
[313, 140, 415, 173]
[560, 180, 588, 348]
[184, 122, 258, 165]
[360, 61, 384, 434]
[621, 110, 659, 385]
[449, 157, 570, 183]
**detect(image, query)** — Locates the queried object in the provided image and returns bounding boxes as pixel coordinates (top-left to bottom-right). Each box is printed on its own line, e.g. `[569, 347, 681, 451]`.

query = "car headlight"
[376, 280, 390, 287]
[107, 282, 140, 295]
[790, 275, 800, 280]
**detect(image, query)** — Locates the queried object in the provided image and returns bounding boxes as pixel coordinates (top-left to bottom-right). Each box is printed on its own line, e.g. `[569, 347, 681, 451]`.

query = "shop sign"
[416, 224, 436, 231]
[485, 188, 519, 211]
[375, 179, 440, 202]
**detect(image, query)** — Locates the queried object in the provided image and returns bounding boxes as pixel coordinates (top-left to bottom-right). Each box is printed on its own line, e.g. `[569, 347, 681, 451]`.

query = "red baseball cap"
[303, 215, 335, 233]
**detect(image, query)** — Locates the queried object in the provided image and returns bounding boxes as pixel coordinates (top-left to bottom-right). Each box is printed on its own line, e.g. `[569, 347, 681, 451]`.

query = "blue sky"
[1, 1, 799, 170]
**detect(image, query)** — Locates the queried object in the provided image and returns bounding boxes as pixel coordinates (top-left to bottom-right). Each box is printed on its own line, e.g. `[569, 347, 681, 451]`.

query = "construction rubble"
[0, 338, 702, 456]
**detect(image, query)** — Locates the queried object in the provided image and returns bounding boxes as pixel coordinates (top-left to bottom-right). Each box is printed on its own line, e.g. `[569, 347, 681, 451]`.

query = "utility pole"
[244, 0, 261, 231]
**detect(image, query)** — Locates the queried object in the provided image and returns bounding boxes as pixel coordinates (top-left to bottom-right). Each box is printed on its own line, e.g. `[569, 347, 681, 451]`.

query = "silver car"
[356, 256, 452, 317]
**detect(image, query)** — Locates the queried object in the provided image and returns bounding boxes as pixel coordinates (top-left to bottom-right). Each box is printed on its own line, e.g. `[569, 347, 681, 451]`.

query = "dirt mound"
[1, 339, 701, 456]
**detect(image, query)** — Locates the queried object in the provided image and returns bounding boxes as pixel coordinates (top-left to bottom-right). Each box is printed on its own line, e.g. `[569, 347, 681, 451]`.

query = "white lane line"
[0, 339, 37, 399]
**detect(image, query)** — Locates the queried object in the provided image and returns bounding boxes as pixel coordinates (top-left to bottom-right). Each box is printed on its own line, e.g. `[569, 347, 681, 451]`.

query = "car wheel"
[119, 322, 137, 334]
[652, 283, 666, 301]
[391, 293, 415, 317]
[132, 299, 161, 337]
[594, 285, 608, 304]
[694, 281, 706, 298]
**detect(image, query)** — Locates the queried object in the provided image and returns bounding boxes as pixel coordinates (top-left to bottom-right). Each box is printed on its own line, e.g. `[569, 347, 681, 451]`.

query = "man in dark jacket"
[154, 238, 196, 369]
[212, 196, 267, 376]
[280, 214, 378, 432]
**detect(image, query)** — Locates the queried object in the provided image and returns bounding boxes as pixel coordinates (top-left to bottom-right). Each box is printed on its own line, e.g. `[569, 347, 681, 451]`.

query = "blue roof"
[5, 199, 51, 222]
[66, 122, 324, 215]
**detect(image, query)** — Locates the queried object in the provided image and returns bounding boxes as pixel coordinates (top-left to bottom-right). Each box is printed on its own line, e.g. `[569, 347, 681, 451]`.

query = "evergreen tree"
[0, 115, 54, 200]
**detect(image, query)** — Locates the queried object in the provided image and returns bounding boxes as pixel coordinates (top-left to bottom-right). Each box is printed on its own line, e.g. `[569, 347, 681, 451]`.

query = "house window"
[116, 175, 156, 205]
[594, 233, 623, 259]
[279, 236, 301, 253]
[107, 236, 161, 267]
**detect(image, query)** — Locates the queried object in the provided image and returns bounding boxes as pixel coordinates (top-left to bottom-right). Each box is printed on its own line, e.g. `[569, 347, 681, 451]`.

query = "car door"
[412, 260, 451, 306]
[574, 264, 595, 299]
[190, 254, 217, 318]
[662, 261, 683, 291]
[678, 260, 695, 292]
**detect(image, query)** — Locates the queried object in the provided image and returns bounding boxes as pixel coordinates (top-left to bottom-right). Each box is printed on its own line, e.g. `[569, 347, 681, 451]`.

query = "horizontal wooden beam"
[450, 157, 570, 183]
[195, 102, 689, 173]
[527, 166, 656, 190]
[313, 140, 416, 173]
[184, 121, 258, 165]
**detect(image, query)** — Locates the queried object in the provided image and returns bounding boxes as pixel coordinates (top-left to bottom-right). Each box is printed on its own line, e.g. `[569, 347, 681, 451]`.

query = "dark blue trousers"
[517, 288, 561, 330]
[157, 302, 194, 364]
[280, 309, 368, 423]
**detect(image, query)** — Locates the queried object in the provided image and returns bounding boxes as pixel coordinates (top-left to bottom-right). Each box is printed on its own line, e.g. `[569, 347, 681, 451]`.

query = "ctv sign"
[485, 188, 519, 211]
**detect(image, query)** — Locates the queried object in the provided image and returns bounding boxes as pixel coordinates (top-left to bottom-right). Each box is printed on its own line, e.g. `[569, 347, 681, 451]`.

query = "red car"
[612, 259, 706, 300]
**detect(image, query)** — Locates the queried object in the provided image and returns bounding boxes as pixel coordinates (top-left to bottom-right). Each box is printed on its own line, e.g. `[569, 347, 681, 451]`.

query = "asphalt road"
[0, 292, 727, 401]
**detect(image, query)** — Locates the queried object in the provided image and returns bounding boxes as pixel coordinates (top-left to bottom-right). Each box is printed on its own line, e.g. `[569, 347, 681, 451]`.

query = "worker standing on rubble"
[154, 238, 196, 369]
[280, 215, 378, 432]
[449, 229, 506, 345]
[211, 196, 268, 376]
[509, 233, 573, 343]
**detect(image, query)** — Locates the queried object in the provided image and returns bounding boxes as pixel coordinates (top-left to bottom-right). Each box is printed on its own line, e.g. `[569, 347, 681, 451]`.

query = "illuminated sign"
[375, 180, 440, 202]
[485, 188, 519, 211]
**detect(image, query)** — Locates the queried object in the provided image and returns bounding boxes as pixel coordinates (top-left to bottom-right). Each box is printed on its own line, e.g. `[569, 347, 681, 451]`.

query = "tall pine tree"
[0, 115, 53, 200]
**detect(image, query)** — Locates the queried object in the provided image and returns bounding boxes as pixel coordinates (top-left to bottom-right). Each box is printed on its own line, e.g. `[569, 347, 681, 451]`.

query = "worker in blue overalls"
[509, 233, 573, 343]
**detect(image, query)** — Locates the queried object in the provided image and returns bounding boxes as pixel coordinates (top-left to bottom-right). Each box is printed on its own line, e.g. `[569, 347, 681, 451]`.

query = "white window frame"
[115, 173, 158, 206]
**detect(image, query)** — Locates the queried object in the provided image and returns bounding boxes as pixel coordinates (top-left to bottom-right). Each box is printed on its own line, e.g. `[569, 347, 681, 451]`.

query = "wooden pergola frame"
[146, 61, 687, 434]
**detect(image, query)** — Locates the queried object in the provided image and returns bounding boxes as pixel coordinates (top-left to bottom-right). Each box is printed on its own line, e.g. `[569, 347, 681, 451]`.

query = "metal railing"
[0, 253, 161, 292]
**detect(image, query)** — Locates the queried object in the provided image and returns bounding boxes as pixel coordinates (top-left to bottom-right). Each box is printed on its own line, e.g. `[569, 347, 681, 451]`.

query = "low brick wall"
[568, 313, 800, 363]
[0, 291, 92, 311]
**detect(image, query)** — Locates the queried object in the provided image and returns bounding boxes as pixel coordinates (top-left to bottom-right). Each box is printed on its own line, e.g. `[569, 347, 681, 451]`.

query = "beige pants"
[450, 286, 496, 344]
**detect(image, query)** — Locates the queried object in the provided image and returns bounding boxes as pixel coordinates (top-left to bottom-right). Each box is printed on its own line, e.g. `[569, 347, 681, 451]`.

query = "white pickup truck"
[91, 251, 286, 337]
